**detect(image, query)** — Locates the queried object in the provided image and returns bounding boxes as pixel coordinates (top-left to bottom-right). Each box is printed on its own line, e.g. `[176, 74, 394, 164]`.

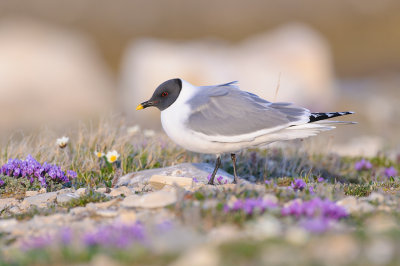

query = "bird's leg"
[208, 155, 221, 185]
[231, 153, 239, 184]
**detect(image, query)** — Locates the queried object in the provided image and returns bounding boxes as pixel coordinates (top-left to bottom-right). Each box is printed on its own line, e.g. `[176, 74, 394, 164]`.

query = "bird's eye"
[161, 91, 168, 97]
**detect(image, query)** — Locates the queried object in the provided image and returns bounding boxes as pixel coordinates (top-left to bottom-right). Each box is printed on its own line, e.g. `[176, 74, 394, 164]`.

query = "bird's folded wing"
[186, 83, 311, 143]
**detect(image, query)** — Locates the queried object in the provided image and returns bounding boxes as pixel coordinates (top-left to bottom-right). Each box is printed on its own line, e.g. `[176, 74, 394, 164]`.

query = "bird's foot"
[208, 180, 215, 185]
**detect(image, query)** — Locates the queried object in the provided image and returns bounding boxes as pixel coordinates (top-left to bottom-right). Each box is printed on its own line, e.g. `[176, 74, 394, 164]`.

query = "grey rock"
[21, 192, 57, 208]
[116, 163, 234, 187]
[57, 193, 79, 204]
[121, 190, 177, 208]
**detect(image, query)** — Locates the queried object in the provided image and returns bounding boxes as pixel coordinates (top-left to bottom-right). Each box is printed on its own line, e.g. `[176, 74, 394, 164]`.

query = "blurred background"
[0, 0, 399, 155]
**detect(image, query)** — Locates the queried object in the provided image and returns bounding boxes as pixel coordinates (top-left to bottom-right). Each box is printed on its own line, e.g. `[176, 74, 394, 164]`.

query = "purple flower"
[265, 180, 271, 185]
[308, 186, 315, 195]
[66, 170, 77, 180]
[317, 177, 324, 182]
[193, 177, 198, 183]
[281, 198, 347, 221]
[207, 174, 211, 181]
[0, 178, 4, 186]
[291, 179, 306, 191]
[217, 176, 223, 184]
[83, 222, 145, 249]
[60, 228, 72, 245]
[0, 155, 75, 187]
[21, 235, 54, 251]
[354, 159, 372, 171]
[225, 198, 277, 215]
[156, 221, 173, 232]
[384, 166, 398, 178]
[301, 218, 329, 233]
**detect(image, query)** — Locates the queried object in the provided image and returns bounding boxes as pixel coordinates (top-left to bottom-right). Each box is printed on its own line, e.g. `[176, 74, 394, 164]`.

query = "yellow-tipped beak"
[136, 104, 144, 110]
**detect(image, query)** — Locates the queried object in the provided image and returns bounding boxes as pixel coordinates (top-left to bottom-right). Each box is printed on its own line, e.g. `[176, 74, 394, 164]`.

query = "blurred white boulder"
[120, 23, 336, 129]
[0, 18, 114, 132]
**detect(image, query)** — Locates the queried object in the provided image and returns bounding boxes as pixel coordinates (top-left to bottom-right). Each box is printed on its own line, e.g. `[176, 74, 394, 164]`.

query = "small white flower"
[106, 150, 120, 163]
[56, 136, 69, 148]
[143, 129, 156, 138]
[127, 125, 141, 135]
[94, 151, 105, 158]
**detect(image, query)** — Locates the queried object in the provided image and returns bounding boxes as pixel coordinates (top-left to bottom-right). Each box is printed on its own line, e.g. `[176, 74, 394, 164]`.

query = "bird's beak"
[136, 100, 155, 110]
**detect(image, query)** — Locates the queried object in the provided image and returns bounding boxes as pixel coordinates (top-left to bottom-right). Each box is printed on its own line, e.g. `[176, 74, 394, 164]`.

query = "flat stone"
[109, 186, 133, 197]
[57, 193, 79, 204]
[75, 188, 87, 196]
[149, 175, 194, 190]
[121, 190, 177, 208]
[25, 191, 39, 197]
[92, 198, 120, 209]
[116, 163, 234, 187]
[95, 210, 118, 218]
[0, 197, 19, 212]
[21, 192, 57, 208]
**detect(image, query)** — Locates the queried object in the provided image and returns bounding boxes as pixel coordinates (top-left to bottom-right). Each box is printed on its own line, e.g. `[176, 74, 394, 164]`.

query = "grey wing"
[186, 82, 310, 140]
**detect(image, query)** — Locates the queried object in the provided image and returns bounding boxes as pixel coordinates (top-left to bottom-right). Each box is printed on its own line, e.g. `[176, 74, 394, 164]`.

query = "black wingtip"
[309, 111, 355, 123]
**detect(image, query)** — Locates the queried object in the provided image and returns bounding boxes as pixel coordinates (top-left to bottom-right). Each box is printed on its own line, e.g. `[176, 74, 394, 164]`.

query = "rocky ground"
[0, 126, 399, 265]
[1, 161, 400, 266]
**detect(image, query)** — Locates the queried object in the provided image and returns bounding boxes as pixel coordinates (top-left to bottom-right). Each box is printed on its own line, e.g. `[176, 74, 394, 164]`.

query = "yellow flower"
[56, 136, 69, 149]
[106, 150, 120, 163]
[94, 151, 105, 158]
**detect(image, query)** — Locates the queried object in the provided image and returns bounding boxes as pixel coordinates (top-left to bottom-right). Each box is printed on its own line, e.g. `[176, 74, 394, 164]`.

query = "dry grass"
[0, 117, 371, 188]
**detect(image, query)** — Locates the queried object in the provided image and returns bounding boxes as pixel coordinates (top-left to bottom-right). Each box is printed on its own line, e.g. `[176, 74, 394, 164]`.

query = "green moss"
[343, 183, 373, 197]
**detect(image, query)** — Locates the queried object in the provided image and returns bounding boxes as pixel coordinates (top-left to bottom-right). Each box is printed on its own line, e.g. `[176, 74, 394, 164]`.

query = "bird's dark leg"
[208, 155, 221, 185]
[231, 153, 239, 184]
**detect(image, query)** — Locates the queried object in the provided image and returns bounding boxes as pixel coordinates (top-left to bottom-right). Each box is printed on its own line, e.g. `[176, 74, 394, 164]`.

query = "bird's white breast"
[160, 80, 220, 153]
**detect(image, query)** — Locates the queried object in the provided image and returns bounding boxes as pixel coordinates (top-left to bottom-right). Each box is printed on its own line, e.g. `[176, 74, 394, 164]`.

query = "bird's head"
[136, 78, 182, 111]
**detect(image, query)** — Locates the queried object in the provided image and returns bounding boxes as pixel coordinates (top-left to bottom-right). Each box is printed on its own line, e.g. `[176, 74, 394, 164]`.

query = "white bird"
[136, 79, 354, 185]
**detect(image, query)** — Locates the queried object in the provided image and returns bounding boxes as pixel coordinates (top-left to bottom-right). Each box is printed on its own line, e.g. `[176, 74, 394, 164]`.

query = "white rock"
[117, 163, 234, 187]
[57, 193, 79, 204]
[25, 191, 39, 197]
[149, 175, 194, 190]
[21, 192, 57, 208]
[121, 191, 177, 208]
